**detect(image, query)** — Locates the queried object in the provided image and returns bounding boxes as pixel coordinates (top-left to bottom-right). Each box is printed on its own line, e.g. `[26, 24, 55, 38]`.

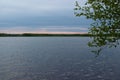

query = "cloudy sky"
[0, 0, 91, 33]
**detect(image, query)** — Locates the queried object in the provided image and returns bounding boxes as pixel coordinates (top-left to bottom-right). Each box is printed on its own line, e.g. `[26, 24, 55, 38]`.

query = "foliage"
[75, 0, 120, 35]
[74, 0, 120, 56]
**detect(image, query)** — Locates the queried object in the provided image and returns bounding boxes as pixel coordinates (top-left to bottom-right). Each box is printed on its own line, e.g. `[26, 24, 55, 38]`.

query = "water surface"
[0, 37, 120, 80]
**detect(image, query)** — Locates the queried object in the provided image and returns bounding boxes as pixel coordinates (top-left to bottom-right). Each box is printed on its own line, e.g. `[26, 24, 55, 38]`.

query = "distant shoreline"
[0, 33, 119, 37]
[0, 33, 91, 37]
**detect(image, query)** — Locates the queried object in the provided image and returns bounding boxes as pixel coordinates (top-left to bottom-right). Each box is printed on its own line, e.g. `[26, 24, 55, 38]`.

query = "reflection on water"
[0, 37, 120, 80]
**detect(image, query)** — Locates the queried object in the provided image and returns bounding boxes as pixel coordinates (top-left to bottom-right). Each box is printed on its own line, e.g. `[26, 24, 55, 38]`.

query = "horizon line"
[0, 31, 88, 34]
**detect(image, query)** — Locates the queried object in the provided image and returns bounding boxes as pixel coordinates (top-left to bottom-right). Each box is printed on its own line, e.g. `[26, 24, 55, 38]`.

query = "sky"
[0, 0, 91, 33]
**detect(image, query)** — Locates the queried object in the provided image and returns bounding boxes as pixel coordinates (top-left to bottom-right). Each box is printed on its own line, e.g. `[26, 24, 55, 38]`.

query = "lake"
[0, 37, 120, 80]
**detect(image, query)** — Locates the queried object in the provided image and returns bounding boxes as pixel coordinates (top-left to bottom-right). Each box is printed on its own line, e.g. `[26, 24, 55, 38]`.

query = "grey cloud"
[0, 0, 86, 16]
[0, 0, 90, 30]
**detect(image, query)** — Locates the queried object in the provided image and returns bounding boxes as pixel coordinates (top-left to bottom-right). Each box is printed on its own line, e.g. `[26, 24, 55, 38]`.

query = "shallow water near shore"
[0, 37, 120, 80]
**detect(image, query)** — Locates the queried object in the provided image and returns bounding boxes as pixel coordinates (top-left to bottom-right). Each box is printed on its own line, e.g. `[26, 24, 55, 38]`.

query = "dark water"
[0, 37, 120, 80]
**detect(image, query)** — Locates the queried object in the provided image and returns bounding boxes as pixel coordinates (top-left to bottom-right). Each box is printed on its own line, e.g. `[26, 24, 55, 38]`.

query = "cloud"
[0, 0, 87, 16]
[0, 14, 92, 27]
[0, 0, 91, 31]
